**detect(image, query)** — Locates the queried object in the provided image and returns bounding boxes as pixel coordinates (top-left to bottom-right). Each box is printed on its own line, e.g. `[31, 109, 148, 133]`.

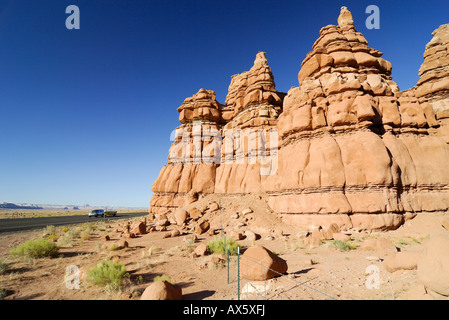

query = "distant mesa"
[148, 7, 449, 232]
[0, 202, 43, 210]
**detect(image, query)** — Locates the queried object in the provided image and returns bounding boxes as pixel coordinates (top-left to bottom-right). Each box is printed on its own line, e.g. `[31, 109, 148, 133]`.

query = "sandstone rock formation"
[416, 23, 449, 142]
[269, 8, 449, 231]
[149, 7, 449, 233]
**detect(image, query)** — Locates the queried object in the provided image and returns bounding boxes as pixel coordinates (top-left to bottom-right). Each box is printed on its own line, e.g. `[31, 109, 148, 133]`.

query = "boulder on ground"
[140, 280, 182, 300]
[230, 231, 243, 240]
[110, 240, 128, 250]
[244, 230, 258, 242]
[383, 251, 420, 273]
[417, 234, 449, 296]
[131, 221, 146, 235]
[174, 208, 189, 225]
[208, 202, 219, 212]
[241, 246, 288, 281]
[194, 243, 208, 256]
[195, 220, 210, 235]
[189, 207, 203, 220]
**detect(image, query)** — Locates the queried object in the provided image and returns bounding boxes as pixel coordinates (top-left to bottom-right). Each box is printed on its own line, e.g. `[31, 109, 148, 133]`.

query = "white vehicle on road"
[88, 209, 105, 218]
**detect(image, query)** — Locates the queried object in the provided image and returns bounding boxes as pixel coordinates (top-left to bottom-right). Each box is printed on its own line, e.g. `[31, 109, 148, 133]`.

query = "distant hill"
[0, 202, 146, 211]
[0, 202, 43, 210]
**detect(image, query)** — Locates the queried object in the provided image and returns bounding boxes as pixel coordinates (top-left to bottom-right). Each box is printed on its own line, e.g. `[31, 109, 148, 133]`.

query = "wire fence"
[224, 245, 337, 300]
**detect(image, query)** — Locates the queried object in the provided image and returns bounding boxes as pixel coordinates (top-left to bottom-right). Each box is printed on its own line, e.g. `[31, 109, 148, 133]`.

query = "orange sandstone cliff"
[149, 8, 449, 232]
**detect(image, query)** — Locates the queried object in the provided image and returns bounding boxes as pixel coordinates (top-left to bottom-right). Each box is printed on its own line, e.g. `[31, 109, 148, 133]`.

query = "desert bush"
[80, 230, 92, 241]
[207, 237, 240, 255]
[42, 225, 57, 237]
[153, 274, 172, 283]
[57, 228, 81, 247]
[0, 259, 9, 275]
[46, 234, 60, 242]
[9, 238, 59, 258]
[0, 287, 6, 299]
[87, 259, 128, 291]
[331, 240, 357, 252]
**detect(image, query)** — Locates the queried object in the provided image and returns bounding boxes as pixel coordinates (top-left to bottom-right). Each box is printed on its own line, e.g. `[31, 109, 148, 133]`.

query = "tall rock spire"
[337, 6, 355, 29]
[271, 7, 449, 231]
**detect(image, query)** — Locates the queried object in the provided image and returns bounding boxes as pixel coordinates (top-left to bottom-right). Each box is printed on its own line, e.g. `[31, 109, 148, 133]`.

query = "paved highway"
[0, 212, 148, 233]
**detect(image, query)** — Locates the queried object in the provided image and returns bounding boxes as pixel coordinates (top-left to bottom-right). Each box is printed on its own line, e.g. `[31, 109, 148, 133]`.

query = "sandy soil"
[0, 194, 448, 300]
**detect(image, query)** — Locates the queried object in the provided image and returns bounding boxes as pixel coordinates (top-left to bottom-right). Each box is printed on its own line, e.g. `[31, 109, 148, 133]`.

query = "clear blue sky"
[0, 0, 447, 207]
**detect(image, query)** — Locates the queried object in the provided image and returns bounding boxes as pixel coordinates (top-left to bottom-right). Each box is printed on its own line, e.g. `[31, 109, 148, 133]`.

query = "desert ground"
[0, 194, 448, 300]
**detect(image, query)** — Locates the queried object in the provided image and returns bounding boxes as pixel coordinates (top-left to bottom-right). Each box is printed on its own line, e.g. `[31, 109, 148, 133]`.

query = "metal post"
[227, 245, 230, 284]
[237, 246, 240, 300]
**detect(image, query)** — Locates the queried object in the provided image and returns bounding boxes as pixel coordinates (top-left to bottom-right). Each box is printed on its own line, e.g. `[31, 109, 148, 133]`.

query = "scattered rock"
[304, 231, 323, 247]
[110, 240, 128, 250]
[140, 281, 182, 300]
[194, 243, 208, 256]
[171, 229, 181, 237]
[189, 207, 202, 220]
[208, 202, 219, 212]
[195, 220, 210, 235]
[155, 218, 169, 227]
[125, 232, 136, 239]
[230, 231, 243, 240]
[244, 230, 258, 242]
[183, 234, 198, 243]
[174, 208, 189, 226]
[162, 232, 171, 239]
[321, 223, 340, 240]
[241, 246, 288, 281]
[418, 234, 449, 296]
[242, 208, 253, 215]
[383, 251, 420, 273]
[131, 221, 146, 235]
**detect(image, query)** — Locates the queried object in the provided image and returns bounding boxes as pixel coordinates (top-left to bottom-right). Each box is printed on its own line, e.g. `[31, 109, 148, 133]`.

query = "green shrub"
[9, 238, 59, 258]
[80, 230, 91, 241]
[46, 234, 60, 242]
[331, 240, 357, 252]
[0, 287, 6, 299]
[57, 228, 81, 247]
[153, 274, 172, 283]
[87, 259, 128, 291]
[0, 259, 9, 275]
[42, 225, 57, 237]
[207, 237, 241, 255]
